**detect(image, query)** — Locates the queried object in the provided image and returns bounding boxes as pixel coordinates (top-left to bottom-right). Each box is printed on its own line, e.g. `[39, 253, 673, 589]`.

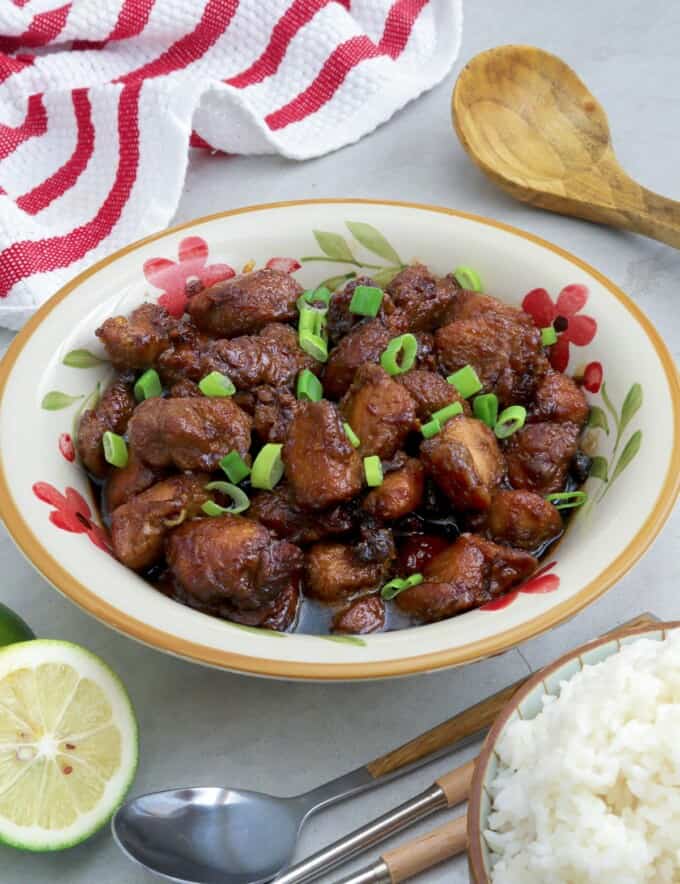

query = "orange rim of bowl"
[0, 198, 678, 680]
[467, 620, 680, 882]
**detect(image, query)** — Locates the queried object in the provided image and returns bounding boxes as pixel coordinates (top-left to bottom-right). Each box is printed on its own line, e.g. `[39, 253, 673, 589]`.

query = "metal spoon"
[452, 45, 680, 248]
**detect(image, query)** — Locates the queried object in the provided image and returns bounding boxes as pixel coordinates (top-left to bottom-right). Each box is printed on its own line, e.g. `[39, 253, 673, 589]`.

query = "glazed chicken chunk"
[531, 370, 589, 425]
[484, 490, 563, 551]
[324, 317, 401, 399]
[127, 396, 251, 471]
[283, 400, 363, 510]
[304, 542, 389, 602]
[332, 596, 386, 635]
[248, 486, 353, 544]
[397, 369, 470, 421]
[110, 473, 210, 571]
[386, 263, 461, 331]
[167, 515, 303, 610]
[505, 421, 580, 495]
[96, 303, 175, 369]
[104, 452, 162, 512]
[77, 374, 136, 477]
[420, 415, 505, 511]
[363, 458, 425, 521]
[340, 364, 417, 459]
[395, 534, 537, 622]
[188, 268, 302, 337]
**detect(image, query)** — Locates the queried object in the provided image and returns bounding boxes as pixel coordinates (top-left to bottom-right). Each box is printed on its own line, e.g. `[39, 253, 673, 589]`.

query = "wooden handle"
[435, 758, 476, 806]
[366, 612, 656, 780]
[382, 815, 467, 883]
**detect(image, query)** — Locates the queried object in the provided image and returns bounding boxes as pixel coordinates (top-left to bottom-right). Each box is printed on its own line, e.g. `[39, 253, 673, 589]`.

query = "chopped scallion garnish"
[299, 286, 331, 308]
[343, 423, 360, 448]
[102, 431, 128, 468]
[473, 393, 499, 428]
[380, 333, 418, 376]
[363, 455, 383, 487]
[541, 326, 558, 346]
[134, 368, 162, 401]
[296, 369, 323, 402]
[432, 401, 463, 425]
[453, 265, 483, 292]
[198, 371, 236, 398]
[380, 573, 424, 600]
[299, 331, 328, 362]
[251, 443, 285, 490]
[219, 451, 251, 484]
[202, 481, 250, 515]
[544, 490, 588, 510]
[421, 417, 441, 439]
[349, 285, 383, 318]
[494, 405, 527, 439]
[447, 365, 482, 398]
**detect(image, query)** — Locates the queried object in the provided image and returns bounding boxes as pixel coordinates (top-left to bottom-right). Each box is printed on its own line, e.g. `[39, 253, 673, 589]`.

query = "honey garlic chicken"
[85, 259, 591, 634]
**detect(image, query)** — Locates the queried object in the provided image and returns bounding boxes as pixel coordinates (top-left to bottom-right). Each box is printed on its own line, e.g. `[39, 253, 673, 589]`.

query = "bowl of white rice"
[468, 622, 680, 884]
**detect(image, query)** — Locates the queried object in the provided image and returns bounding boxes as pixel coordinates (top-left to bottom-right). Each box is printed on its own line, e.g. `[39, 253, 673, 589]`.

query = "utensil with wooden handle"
[452, 45, 680, 249]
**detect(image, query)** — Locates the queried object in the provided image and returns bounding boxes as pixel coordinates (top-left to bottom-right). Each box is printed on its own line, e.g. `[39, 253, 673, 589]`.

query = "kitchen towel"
[0, 0, 462, 330]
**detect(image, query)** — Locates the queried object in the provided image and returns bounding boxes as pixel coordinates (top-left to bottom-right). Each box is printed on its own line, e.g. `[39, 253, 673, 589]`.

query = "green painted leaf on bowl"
[345, 221, 402, 265]
[63, 349, 106, 368]
[227, 623, 286, 638]
[319, 272, 356, 291]
[620, 383, 643, 434]
[589, 455, 609, 482]
[323, 635, 367, 647]
[587, 406, 609, 435]
[41, 391, 83, 411]
[371, 266, 403, 287]
[313, 230, 355, 263]
[611, 430, 642, 483]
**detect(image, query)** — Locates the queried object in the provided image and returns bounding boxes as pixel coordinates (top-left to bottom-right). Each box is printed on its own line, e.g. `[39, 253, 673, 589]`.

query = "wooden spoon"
[452, 45, 680, 248]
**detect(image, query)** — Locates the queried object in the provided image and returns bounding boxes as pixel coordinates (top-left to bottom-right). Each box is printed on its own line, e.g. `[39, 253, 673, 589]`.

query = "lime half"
[0, 603, 34, 647]
[0, 640, 138, 851]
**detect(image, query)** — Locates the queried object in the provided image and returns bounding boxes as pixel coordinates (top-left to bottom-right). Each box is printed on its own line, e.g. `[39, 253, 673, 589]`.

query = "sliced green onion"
[432, 401, 463, 426]
[494, 405, 527, 439]
[421, 417, 441, 439]
[202, 481, 250, 515]
[381, 573, 424, 601]
[447, 365, 482, 398]
[344, 422, 360, 448]
[544, 490, 588, 510]
[473, 393, 499, 428]
[134, 368, 162, 401]
[298, 304, 325, 335]
[363, 455, 383, 487]
[541, 326, 558, 346]
[300, 286, 331, 308]
[299, 331, 328, 363]
[453, 265, 483, 292]
[297, 368, 323, 402]
[251, 443, 285, 490]
[380, 333, 418, 376]
[349, 285, 383, 317]
[102, 431, 128, 468]
[219, 450, 251, 484]
[198, 371, 235, 398]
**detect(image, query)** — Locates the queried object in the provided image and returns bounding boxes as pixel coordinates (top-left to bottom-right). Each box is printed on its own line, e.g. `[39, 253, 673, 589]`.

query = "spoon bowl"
[452, 45, 680, 248]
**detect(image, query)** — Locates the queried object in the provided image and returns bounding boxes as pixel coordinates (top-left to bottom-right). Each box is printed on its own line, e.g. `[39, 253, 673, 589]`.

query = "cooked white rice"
[485, 632, 680, 884]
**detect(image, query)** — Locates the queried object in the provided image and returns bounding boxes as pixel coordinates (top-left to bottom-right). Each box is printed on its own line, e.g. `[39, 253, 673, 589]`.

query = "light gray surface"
[1, 2, 679, 882]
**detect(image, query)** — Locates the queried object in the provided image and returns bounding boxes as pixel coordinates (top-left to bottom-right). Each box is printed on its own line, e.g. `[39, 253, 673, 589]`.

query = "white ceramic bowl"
[0, 200, 678, 680]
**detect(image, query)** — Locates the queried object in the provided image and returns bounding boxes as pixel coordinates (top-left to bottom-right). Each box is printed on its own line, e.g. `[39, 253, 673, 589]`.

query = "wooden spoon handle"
[382, 815, 468, 883]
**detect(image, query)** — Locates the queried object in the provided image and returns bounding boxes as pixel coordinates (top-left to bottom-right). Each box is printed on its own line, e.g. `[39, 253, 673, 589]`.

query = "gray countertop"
[2, 1, 679, 881]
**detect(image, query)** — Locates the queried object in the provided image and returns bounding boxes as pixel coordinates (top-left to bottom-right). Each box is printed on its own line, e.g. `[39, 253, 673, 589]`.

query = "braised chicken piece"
[326, 276, 395, 345]
[324, 317, 403, 399]
[104, 452, 162, 512]
[220, 583, 300, 631]
[96, 303, 175, 369]
[167, 515, 303, 611]
[420, 415, 505, 511]
[304, 542, 389, 602]
[128, 396, 251, 471]
[363, 458, 425, 520]
[332, 596, 385, 635]
[484, 490, 563, 551]
[252, 386, 301, 443]
[340, 364, 417, 459]
[397, 370, 470, 421]
[110, 474, 210, 570]
[395, 534, 537, 622]
[248, 486, 354, 544]
[531, 370, 589, 425]
[386, 264, 461, 332]
[188, 268, 302, 337]
[77, 374, 136, 477]
[505, 421, 580, 495]
[283, 400, 363, 510]
[435, 313, 548, 406]
[156, 318, 213, 385]
[204, 323, 317, 391]
[443, 290, 534, 324]
[413, 331, 438, 372]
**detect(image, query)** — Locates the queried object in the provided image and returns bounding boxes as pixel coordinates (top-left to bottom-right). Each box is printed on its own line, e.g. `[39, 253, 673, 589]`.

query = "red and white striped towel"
[0, 0, 462, 330]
